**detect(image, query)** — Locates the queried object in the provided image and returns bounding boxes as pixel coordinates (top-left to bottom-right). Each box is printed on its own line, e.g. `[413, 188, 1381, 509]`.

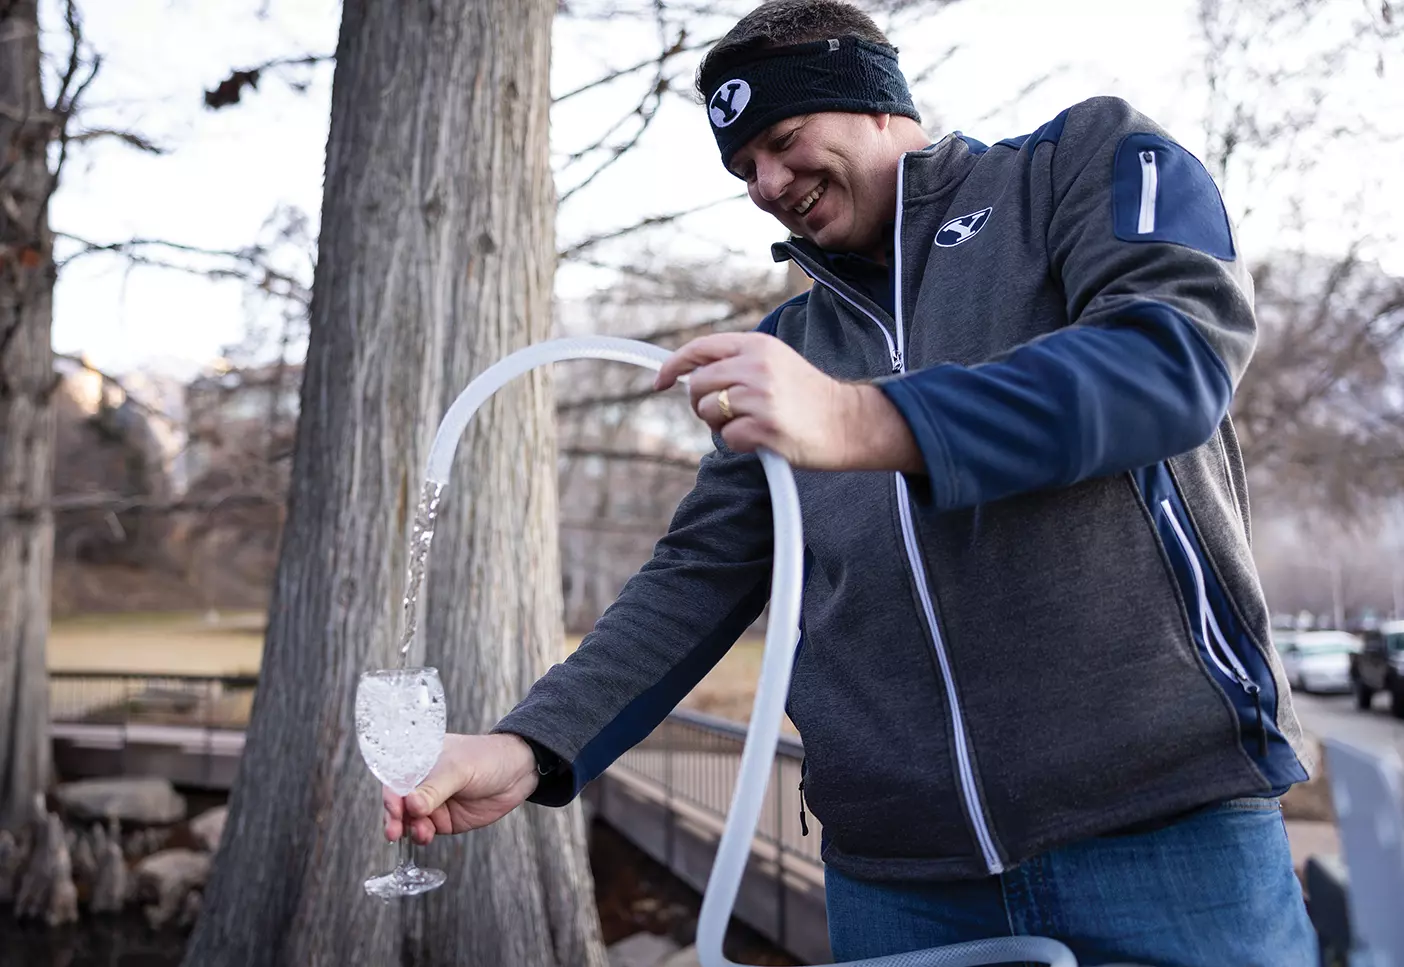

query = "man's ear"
[874, 112, 892, 132]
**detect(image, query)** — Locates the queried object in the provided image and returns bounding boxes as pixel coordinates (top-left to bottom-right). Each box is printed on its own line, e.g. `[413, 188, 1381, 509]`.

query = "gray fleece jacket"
[494, 96, 1308, 881]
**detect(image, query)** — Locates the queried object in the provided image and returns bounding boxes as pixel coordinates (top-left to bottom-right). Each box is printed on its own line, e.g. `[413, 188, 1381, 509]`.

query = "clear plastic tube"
[424, 337, 1078, 967]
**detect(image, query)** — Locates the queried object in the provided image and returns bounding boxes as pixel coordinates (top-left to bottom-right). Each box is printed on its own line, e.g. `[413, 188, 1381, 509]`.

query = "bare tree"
[0, 0, 56, 831]
[1194, 0, 1404, 517]
[184, 1, 605, 965]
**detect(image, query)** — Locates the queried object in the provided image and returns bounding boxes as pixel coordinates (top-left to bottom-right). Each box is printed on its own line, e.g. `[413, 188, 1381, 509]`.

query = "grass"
[48, 611, 266, 677]
[48, 613, 782, 731]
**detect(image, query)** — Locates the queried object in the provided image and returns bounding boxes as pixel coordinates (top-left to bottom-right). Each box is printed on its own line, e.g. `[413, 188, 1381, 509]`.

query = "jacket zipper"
[893, 153, 1003, 874]
[1160, 498, 1267, 756]
[797, 757, 810, 836]
[786, 257, 901, 372]
[780, 157, 1003, 874]
[1138, 150, 1159, 234]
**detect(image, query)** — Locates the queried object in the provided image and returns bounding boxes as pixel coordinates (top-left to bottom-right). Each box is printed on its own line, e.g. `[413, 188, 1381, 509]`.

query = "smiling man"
[385, 2, 1319, 963]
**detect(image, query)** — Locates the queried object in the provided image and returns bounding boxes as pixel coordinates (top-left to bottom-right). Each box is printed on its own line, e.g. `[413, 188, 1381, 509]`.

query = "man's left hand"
[653, 332, 922, 473]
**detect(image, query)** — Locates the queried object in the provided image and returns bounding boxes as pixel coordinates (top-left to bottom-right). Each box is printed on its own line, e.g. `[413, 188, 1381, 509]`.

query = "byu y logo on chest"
[935, 207, 993, 248]
[709, 79, 751, 128]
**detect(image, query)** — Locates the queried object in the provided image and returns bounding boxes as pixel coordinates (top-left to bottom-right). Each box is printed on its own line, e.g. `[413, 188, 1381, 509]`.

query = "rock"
[608, 932, 681, 967]
[134, 849, 211, 929]
[56, 777, 186, 826]
[0, 829, 21, 904]
[189, 806, 228, 853]
[659, 946, 703, 967]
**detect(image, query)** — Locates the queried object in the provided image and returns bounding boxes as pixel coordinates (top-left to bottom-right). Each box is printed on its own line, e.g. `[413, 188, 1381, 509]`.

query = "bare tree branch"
[553, 33, 716, 104]
[54, 231, 312, 306]
[560, 446, 699, 471]
[66, 127, 166, 154]
[557, 194, 744, 259]
[1, 492, 282, 521]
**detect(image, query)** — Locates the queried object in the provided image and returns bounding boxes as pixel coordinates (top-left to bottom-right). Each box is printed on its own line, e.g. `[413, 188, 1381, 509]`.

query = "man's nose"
[754, 158, 792, 204]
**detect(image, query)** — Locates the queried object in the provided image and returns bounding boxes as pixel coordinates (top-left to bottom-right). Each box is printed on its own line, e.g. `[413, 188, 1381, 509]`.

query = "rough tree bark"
[0, 0, 56, 832]
[185, 2, 606, 965]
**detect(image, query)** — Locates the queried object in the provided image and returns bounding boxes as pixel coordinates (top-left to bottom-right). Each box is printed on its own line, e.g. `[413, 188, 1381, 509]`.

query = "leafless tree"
[1195, 0, 1404, 519]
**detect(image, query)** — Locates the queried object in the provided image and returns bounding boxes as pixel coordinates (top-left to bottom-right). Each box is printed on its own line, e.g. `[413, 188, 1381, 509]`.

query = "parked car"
[1351, 621, 1404, 718]
[1280, 631, 1362, 694]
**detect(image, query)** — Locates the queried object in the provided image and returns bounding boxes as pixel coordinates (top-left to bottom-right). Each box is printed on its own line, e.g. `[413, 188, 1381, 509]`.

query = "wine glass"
[355, 666, 448, 898]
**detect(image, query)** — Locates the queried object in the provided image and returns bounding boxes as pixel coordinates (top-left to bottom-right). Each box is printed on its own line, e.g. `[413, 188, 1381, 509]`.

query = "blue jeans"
[825, 798, 1317, 967]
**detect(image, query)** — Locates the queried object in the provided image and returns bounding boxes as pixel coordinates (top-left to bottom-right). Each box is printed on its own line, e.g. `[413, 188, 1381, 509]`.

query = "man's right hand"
[383, 732, 540, 846]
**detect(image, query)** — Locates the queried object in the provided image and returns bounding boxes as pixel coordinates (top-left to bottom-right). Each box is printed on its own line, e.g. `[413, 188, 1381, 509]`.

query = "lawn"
[48, 611, 266, 677]
[48, 613, 784, 730]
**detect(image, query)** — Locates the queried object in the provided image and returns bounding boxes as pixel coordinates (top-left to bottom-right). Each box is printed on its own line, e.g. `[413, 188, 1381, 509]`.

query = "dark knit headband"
[703, 36, 921, 172]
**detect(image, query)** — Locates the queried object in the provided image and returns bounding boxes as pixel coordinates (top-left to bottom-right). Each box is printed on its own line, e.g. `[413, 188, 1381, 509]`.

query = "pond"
[0, 819, 798, 967]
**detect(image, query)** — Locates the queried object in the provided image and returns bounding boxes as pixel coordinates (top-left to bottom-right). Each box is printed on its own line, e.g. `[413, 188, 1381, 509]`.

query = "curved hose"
[425, 337, 1077, 967]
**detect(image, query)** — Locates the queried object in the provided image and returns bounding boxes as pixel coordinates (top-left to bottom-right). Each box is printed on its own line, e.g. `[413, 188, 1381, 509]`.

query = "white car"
[1280, 631, 1363, 694]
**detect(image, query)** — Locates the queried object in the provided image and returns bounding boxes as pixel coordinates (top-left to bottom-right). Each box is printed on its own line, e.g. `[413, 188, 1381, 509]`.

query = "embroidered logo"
[935, 207, 993, 248]
[709, 79, 751, 128]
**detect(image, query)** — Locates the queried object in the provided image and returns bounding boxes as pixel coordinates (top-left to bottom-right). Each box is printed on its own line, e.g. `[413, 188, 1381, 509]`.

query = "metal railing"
[49, 670, 258, 728]
[48, 671, 257, 790]
[614, 706, 821, 871]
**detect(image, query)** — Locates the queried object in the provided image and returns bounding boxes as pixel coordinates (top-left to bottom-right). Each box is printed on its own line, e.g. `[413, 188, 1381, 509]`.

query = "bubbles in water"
[355, 669, 447, 795]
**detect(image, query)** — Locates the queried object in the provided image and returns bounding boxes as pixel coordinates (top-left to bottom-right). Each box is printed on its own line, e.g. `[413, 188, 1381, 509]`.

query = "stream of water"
[395, 480, 444, 669]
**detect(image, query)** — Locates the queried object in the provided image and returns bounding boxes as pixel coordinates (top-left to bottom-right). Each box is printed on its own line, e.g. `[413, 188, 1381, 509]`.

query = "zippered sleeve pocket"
[1111, 133, 1235, 260]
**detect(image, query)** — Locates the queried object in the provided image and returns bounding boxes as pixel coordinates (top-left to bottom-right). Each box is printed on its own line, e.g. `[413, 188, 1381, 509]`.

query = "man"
[384, 2, 1318, 963]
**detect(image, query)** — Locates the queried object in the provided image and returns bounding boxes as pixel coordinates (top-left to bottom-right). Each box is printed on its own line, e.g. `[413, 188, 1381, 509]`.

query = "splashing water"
[397, 480, 445, 668]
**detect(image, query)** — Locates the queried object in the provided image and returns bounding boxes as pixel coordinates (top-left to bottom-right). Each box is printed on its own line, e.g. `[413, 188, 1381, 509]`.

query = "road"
[1292, 690, 1404, 760]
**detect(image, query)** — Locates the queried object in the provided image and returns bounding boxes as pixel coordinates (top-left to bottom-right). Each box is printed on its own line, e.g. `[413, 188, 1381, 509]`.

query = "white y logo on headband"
[709, 79, 751, 128]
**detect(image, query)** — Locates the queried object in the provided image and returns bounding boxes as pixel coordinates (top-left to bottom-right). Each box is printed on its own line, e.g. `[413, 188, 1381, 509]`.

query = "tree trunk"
[0, 0, 56, 832]
[185, 2, 605, 965]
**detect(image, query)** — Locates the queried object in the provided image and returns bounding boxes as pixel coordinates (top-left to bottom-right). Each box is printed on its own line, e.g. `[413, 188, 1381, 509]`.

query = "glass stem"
[398, 830, 414, 872]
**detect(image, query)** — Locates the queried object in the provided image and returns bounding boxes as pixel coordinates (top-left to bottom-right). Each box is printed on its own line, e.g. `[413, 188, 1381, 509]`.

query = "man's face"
[729, 112, 898, 256]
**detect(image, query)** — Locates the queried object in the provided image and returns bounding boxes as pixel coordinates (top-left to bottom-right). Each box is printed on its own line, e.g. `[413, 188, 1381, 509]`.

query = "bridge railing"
[614, 706, 821, 870]
[49, 670, 259, 729]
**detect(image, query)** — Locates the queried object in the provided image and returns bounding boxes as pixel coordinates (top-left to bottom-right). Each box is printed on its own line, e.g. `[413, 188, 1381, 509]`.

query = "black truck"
[1350, 620, 1404, 718]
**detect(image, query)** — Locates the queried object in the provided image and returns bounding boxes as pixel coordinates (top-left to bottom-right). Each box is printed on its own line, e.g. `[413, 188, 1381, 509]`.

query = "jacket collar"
[769, 131, 979, 268]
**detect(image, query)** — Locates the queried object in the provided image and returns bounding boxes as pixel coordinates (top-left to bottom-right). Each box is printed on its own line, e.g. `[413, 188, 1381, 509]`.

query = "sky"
[38, 0, 1404, 382]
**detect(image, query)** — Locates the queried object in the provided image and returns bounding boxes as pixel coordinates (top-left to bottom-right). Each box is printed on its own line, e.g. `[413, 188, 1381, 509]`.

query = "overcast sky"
[39, 0, 1404, 381]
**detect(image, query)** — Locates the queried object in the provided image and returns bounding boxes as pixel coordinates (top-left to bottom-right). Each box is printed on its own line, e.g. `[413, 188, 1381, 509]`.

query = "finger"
[431, 806, 453, 836]
[383, 787, 404, 821]
[411, 815, 436, 846]
[686, 358, 757, 403]
[384, 812, 402, 843]
[654, 333, 754, 391]
[695, 390, 741, 433]
[407, 759, 466, 818]
[720, 417, 767, 455]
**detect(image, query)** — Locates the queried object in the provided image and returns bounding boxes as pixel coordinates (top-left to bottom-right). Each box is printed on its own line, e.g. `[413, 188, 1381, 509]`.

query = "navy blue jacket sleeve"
[878, 97, 1255, 511]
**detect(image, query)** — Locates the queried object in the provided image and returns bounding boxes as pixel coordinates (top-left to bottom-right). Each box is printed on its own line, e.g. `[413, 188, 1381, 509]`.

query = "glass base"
[364, 864, 447, 900]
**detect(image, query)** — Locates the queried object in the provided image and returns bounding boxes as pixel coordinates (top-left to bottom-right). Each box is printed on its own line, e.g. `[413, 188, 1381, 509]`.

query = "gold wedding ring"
[717, 387, 734, 422]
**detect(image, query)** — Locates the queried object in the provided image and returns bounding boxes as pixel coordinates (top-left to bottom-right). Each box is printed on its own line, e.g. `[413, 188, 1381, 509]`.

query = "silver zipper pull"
[891, 349, 903, 373]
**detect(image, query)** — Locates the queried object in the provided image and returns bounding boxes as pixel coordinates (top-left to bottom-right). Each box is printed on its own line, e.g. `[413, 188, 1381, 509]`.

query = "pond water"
[0, 914, 190, 967]
[0, 819, 797, 967]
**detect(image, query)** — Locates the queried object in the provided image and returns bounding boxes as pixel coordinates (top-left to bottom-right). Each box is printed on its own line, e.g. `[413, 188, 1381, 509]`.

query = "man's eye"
[775, 133, 795, 151]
